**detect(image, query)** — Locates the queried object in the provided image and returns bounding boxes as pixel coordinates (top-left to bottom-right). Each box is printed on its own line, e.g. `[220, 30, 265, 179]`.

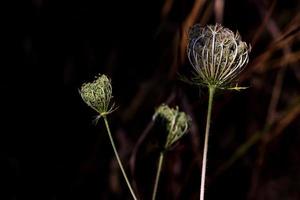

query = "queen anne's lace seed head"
[187, 24, 251, 88]
[80, 74, 116, 117]
[153, 104, 190, 150]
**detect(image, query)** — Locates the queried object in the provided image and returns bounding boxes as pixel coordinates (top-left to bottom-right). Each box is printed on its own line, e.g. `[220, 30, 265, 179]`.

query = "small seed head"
[80, 74, 116, 117]
[187, 24, 251, 88]
[153, 104, 190, 150]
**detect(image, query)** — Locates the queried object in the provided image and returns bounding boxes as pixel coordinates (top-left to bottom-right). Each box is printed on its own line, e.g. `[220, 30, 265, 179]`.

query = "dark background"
[2, 0, 300, 199]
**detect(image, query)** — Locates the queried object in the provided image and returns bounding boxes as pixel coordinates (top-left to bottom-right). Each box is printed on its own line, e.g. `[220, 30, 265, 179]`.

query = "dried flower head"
[153, 104, 190, 150]
[80, 74, 116, 117]
[187, 24, 251, 89]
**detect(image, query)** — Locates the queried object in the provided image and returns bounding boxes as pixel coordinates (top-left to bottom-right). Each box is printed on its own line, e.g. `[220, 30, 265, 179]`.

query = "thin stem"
[152, 152, 165, 200]
[200, 86, 215, 200]
[103, 116, 138, 200]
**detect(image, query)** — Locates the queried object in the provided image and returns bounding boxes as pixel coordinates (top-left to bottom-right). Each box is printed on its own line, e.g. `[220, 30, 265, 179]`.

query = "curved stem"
[103, 116, 138, 200]
[200, 86, 215, 200]
[152, 152, 165, 200]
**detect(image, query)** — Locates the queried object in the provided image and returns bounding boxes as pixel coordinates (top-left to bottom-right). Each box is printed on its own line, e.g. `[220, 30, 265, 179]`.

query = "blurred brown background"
[1, 0, 300, 199]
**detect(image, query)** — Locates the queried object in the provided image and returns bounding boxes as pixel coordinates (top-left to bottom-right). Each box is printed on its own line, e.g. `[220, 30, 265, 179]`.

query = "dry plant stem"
[200, 86, 215, 200]
[103, 116, 138, 200]
[152, 152, 165, 200]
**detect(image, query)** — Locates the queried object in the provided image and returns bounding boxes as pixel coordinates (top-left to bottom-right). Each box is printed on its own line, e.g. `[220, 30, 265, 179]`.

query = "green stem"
[151, 152, 165, 200]
[103, 116, 138, 200]
[200, 86, 215, 200]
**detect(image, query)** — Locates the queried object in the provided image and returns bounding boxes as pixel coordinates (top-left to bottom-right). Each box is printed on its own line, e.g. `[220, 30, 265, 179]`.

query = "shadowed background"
[2, 0, 300, 199]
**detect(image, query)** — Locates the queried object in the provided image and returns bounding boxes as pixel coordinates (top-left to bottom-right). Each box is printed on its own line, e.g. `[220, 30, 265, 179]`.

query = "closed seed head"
[153, 104, 191, 150]
[187, 24, 251, 88]
[80, 74, 116, 117]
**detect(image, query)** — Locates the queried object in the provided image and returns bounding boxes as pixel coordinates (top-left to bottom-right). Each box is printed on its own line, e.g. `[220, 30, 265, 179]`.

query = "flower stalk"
[103, 116, 138, 200]
[200, 86, 215, 200]
[151, 152, 164, 200]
